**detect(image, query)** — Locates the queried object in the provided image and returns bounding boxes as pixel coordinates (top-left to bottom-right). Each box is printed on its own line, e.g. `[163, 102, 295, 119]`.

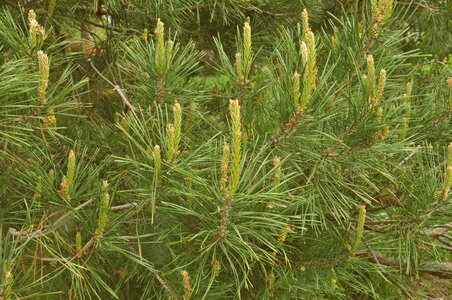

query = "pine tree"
[1, 1, 451, 299]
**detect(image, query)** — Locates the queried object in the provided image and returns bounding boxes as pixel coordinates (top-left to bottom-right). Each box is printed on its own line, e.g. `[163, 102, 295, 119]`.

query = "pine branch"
[8, 199, 139, 241]
[366, 251, 452, 276]
[8, 198, 95, 241]
[267, 109, 303, 147]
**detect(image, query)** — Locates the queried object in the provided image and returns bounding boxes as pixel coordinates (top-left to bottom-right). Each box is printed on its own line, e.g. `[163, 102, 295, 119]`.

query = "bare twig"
[437, 236, 452, 249]
[9, 198, 95, 241]
[8, 199, 138, 241]
[25, 255, 70, 262]
[84, 19, 140, 34]
[110, 202, 139, 211]
[422, 223, 452, 238]
[396, 145, 421, 169]
[267, 109, 304, 147]
[362, 250, 452, 275]
[88, 59, 136, 112]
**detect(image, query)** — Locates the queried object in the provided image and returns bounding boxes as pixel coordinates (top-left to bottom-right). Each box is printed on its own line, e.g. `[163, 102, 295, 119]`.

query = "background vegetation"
[0, 0, 451, 299]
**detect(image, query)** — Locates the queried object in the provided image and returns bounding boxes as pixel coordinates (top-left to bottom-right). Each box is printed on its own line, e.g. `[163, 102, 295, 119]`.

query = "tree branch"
[8, 200, 139, 241]
[88, 59, 137, 112]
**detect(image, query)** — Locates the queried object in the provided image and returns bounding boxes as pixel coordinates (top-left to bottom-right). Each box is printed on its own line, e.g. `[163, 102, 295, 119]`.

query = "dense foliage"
[1, 0, 451, 299]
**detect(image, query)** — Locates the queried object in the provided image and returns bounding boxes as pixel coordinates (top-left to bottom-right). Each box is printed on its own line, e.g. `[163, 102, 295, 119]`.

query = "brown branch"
[366, 245, 414, 299]
[437, 236, 452, 249]
[422, 223, 452, 238]
[361, 250, 452, 276]
[267, 109, 304, 147]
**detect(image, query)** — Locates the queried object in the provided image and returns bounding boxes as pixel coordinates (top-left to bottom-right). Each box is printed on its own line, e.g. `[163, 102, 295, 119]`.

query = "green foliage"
[1, 1, 451, 299]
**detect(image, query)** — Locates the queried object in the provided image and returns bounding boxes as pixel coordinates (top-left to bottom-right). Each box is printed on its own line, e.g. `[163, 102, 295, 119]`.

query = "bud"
[371, 23, 381, 38]
[153, 145, 162, 186]
[372, 125, 390, 142]
[28, 10, 38, 50]
[447, 78, 452, 88]
[48, 0, 56, 17]
[95, 180, 110, 236]
[301, 30, 316, 111]
[29, 21, 44, 52]
[442, 165, 452, 201]
[184, 101, 196, 131]
[28, 10, 36, 23]
[273, 156, 281, 191]
[301, 9, 309, 37]
[66, 149, 76, 193]
[48, 168, 55, 186]
[174, 100, 182, 145]
[301, 9, 309, 41]
[293, 71, 300, 108]
[441, 143, 452, 201]
[371, 0, 378, 16]
[376, 107, 383, 124]
[166, 123, 176, 162]
[75, 231, 82, 254]
[37, 51, 49, 105]
[154, 18, 165, 73]
[448, 143, 452, 167]
[381, 0, 395, 23]
[277, 221, 291, 243]
[400, 117, 408, 141]
[60, 176, 68, 201]
[447, 78, 452, 110]
[165, 39, 174, 68]
[313, 67, 318, 91]
[267, 272, 275, 295]
[243, 21, 252, 80]
[381, 125, 389, 138]
[331, 34, 337, 50]
[229, 100, 241, 194]
[405, 82, 412, 101]
[362, 74, 370, 96]
[300, 41, 308, 69]
[367, 55, 375, 99]
[34, 179, 42, 204]
[374, 69, 386, 106]
[181, 271, 192, 300]
[45, 109, 57, 128]
[142, 28, 148, 42]
[306, 30, 316, 63]
[235, 52, 243, 83]
[220, 142, 230, 197]
[351, 205, 366, 255]
[3, 266, 13, 300]
[403, 82, 412, 119]
[213, 260, 221, 277]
